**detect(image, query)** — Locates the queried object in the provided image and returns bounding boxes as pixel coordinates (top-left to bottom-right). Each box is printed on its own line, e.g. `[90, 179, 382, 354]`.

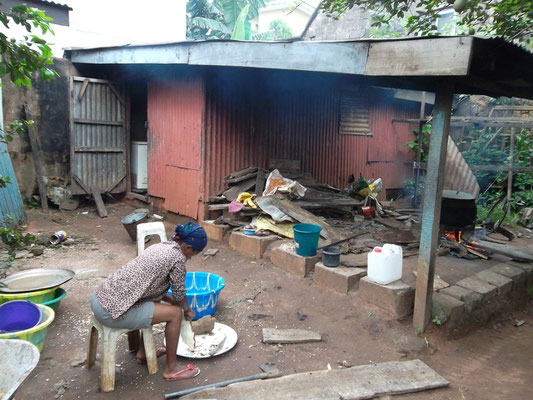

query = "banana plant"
[187, 0, 266, 40]
[231, 4, 250, 39]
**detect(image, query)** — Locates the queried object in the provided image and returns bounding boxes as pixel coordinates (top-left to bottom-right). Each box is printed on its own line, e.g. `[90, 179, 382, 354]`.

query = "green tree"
[187, 0, 266, 40]
[0, 3, 57, 87]
[320, 0, 533, 44]
[269, 19, 294, 39]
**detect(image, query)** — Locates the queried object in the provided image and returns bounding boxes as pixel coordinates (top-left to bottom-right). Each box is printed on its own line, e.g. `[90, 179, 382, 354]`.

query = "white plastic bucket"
[367, 243, 403, 285]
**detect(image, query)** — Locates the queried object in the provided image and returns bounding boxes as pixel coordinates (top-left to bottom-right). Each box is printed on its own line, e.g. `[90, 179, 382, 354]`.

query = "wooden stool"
[136, 222, 167, 255]
[86, 315, 158, 392]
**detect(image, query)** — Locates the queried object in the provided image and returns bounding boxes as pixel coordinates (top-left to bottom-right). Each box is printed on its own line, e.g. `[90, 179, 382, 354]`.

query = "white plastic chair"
[86, 316, 158, 392]
[136, 222, 167, 255]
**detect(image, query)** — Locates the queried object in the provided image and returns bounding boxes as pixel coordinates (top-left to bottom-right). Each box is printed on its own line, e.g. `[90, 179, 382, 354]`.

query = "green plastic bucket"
[293, 223, 322, 257]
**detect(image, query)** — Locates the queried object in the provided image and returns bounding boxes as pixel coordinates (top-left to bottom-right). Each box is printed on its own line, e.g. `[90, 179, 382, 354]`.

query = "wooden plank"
[23, 105, 49, 213]
[77, 78, 89, 101]
[292, 198, 362, 208]
[394, 117, 533, 128]
[473, 240, 533, 262]
[108, 82, 125, 105]
[375, 216, 409, 230]
[317, 231, 369, 250]
[255, 169, 266, 196]
[262, 328, 321, 344]
[73, 118, 123, 126]
[177, 359, 449, 400]
[470, 165, 533, 172]
[91, 185, 108, 218]
[413, 80, 454, 332]
[223, 177, 256, 202]
[507, 130, 515, 215]
[105, 173, 126, 193]
[72, 174, 90, 194]
[273, 198, 339, 240]
[366, 37, 473, 76]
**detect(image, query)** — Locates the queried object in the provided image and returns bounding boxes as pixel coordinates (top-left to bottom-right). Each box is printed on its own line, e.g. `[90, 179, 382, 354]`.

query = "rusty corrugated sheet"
[70, 77, 127, 195]
[147, 74, 204, 219]
[444, 136, 480, 197]
[204, 72, 417, 203]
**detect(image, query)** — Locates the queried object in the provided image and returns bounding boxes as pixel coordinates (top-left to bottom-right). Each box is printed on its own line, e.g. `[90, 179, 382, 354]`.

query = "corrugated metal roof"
[34, 0, 72, 10]
[65, 37, 533, 99]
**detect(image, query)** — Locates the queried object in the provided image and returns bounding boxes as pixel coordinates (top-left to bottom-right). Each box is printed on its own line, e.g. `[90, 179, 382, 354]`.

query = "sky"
[0, 0, 188, 56]
[0, 0, 321, 56]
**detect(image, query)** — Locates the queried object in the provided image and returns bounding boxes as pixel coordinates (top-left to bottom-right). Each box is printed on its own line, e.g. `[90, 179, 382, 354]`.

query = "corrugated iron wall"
[204, 69, 417, 202]
[147, 72, 205, 219]
[70, 77, 127, 194]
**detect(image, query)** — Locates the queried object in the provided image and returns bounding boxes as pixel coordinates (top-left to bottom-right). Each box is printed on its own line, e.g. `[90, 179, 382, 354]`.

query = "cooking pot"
[440, 190, 477, 228]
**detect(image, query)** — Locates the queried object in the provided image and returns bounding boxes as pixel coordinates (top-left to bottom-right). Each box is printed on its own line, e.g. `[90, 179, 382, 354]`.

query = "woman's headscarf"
[174, 222, 207, 252]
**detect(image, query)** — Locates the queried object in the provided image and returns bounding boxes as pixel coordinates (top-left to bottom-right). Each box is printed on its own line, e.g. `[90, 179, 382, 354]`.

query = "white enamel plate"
[165, 322, 238, 359]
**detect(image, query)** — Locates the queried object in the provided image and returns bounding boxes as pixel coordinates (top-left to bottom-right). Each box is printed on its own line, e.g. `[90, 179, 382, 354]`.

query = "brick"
[475, 270, 513, 296]
[439, 285, 482, 312]
[270, 243, 320, 278]
[314, 262, 366, 294]
[509, 262, 533, 289]
[358, 277, 415, 319]
[432, 292, 465, 325]
[201, 220, 229, 242]
[456, 276, 497, 302]
[489, 263, 526, 283]
[229, 231, 277, 259]
[489, 264, 527, 301]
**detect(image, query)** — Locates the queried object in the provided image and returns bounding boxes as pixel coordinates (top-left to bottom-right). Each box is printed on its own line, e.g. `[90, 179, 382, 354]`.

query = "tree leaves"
[0, 5, 55, 87]
[320, 0, 533, 44]
[187, 0, 266, 40]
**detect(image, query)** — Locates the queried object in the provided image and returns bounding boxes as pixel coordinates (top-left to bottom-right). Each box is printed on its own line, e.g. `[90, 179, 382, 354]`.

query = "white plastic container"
[367, 243, 403, 285]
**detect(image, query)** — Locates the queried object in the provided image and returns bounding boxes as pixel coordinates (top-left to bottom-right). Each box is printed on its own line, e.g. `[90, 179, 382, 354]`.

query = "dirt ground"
[6, 202, 533, 399]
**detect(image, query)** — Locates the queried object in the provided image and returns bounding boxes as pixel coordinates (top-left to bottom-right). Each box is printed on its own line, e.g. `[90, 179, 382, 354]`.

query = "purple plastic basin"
[0, 300, 42, 333]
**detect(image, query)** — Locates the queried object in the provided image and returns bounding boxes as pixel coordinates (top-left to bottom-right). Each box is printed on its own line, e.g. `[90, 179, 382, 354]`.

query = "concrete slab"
[201, 220, 229, 242]
[358, 277, 415, 319]
[475, 270, 513, 296]
[314, 262, 366, 294]
[180, 359, 449, 400]
[262, 328, 322, 344]
[229, 231, 278, 259]
[270, 242, 320, 277]
[432, 292, 465, 325]
[340, 253, 367, 268]
[439, 285, 482, 312]
[455, 276, 497, 302]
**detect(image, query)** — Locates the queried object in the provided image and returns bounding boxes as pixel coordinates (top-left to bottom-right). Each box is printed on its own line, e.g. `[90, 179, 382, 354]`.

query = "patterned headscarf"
[174, 222, 207, 252]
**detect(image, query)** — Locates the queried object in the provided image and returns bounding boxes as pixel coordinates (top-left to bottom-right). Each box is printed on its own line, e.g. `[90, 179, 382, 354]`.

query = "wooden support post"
[506, 129, 515, 215]
[24, 105, 49, 213]
[413, 80, 454, 332]
[413, 92, 426, 207]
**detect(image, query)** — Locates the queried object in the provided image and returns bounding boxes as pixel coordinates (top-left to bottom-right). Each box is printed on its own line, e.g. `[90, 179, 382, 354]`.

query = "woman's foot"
[136, 347, 166, 364]
[163, 364, 201, 380]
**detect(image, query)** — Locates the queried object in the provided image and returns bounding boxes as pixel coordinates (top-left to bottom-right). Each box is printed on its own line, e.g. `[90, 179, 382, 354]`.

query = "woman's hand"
[162, 293, 178, 306]
[184, 308, 195, 321]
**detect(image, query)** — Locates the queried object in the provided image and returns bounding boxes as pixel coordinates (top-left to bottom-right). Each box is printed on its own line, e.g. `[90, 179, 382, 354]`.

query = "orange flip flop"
[164, 364, 201, 381]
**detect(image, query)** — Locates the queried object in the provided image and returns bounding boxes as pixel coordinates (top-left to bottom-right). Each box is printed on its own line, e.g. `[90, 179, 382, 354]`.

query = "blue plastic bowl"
[168, 272, 225, 320]
[0, 300, 42, 333]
